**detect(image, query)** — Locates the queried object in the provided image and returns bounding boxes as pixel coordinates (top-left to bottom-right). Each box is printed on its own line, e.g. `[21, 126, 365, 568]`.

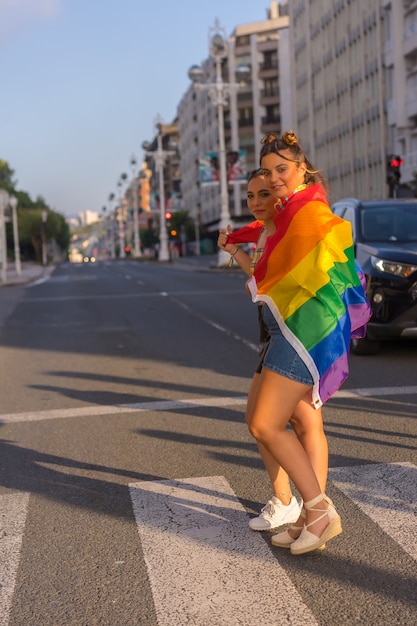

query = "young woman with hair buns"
[218, 131, 371, 554]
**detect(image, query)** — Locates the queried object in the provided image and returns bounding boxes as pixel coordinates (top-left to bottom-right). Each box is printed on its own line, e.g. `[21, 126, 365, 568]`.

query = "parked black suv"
[331, 198, 417, 354]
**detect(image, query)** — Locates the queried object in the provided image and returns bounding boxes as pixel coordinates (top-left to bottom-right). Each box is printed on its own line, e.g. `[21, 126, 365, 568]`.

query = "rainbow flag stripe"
[229, 184, 371, 408]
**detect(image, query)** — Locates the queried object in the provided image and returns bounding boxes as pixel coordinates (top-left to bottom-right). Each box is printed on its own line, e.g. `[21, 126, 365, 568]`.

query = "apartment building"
[162, 0, 417, 249]
[382, 0, 417, 186]
[177, 1, 290, 236]
[288, 0, 417, 202]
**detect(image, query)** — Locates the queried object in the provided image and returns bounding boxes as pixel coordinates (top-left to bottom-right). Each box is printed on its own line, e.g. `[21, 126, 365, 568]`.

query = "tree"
[1, 159, 70, 262]
[0, 160, 16, 189]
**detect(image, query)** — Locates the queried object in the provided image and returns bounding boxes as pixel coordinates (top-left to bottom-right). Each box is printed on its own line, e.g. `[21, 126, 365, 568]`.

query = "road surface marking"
[335, 385, 417, 397]
[169, 295, 258, 351]
[0, 493, 30, 626]
[330, 462, 417, 561]
[0, 396, 247, 424]
[20, 289, 244, 303]
[2, 465, 416, 624]
[1, 385, 416, 424]
[129, 475, 318, 626]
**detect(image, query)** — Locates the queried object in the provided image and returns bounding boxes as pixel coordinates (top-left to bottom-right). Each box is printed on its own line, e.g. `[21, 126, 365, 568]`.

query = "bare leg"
[247, 377, 328, 503]
[290, 394, 328, 492]
[281, 394, 329, 537]
[246, 372, 292, 505]
[247, 368, 330, 537]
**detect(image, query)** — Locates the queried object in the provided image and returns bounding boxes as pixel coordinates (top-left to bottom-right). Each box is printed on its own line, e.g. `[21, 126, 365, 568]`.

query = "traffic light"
[386, 154, 403, 188]
[165, 211, 172, 220]
[386, 154, 403, 198]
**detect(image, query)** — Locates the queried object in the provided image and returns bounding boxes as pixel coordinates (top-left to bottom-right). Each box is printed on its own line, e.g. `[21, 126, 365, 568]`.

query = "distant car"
[331, 198, 417, 355]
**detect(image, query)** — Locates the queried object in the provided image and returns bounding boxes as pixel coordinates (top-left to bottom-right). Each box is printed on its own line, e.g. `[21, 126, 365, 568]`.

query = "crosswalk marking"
[0, 493, 30, 626]
[1, 385, 417, 424]
[129, 475, 318, 626]
[1, 464, 416, 625]
[330, 462, 417, 561]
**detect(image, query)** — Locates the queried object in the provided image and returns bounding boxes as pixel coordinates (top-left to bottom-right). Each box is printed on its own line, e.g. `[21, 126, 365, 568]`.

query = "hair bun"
[282, 131, 298, 146]
[261, 133, 278, 145]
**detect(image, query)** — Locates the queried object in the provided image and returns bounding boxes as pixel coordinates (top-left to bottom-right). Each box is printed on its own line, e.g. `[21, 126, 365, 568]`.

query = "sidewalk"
[0, 262, 55, 288]
[171, 253, 243, 271]
[172, 253, 218, 270]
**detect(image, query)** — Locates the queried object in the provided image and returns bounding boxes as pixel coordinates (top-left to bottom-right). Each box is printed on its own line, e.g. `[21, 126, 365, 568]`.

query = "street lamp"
[117, 173, 128, 259]
[0, 189, 9, 283]
[41, 209, 48, 266]
[9, 196, 21, 276]
[142, 122, 177, 262]
[188, 19, 250, 266]
[108, 192, 116, 259]
[130, 155, 142, 258]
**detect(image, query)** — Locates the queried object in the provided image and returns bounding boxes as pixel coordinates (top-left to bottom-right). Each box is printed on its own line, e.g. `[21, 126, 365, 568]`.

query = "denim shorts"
[257, 304, 314, 385]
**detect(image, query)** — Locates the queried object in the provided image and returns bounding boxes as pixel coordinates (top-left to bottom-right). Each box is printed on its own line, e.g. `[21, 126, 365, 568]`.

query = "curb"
[1, 265, 55, 288]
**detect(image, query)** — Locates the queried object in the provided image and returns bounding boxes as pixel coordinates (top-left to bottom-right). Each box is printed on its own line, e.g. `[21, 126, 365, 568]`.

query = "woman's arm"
[217, 225, 253, 276]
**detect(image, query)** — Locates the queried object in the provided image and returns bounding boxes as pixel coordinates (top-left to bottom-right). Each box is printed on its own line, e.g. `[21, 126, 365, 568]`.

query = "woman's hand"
[217, 224, 235, 252]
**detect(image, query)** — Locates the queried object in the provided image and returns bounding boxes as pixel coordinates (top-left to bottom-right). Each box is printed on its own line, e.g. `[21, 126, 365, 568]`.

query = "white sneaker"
[249, 496, 301, 531]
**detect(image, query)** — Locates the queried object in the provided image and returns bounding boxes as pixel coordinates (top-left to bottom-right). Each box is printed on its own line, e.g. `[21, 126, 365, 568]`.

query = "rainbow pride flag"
[227, 184, 371, 408]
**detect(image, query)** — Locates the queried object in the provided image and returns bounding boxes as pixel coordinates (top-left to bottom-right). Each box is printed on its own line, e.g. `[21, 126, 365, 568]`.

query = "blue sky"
[1, 0, 270, 218]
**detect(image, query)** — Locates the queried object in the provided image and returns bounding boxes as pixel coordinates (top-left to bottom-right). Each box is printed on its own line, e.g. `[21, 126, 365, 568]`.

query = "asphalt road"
[0, 259, 416, 626]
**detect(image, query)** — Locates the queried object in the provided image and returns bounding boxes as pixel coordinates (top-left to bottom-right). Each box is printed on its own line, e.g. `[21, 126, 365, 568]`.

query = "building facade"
[150, 0, 417, 251]
[288, 0, 417, 203]
[382, 0, 417, 187]
[177, 1, 290, 237]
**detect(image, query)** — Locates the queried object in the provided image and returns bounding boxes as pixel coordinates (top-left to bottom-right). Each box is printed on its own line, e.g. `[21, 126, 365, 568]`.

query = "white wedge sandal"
[290, 493, 342, 555]
[271, 507, 325, 550]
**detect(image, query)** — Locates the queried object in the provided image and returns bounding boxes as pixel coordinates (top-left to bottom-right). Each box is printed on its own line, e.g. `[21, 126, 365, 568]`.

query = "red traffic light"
[389, 156, 403, 168]
[165, 211, 172, 220]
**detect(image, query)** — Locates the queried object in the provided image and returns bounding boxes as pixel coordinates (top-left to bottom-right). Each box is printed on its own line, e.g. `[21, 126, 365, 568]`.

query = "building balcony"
[260, 90, 279, 105]
[259, 63, 279, 78]
[237, 91, 253, 104]
[237, 117, 254, 128]
[404, 30, 417, 57]
[259, 60, 278, 71]
[261, 115, 281, 132]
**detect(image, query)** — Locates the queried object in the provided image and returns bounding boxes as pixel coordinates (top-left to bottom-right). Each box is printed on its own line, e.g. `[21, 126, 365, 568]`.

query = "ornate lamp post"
[108, 192, 116, 259]
[188, 19, 250, 266]
[142, 121, 177, 262]
[0, 189, 9, 283]
[9, 196, 21, 276]
[41, 209, 48, 266]
[130, 155, 142, 258]
[117, 173, 128, 259]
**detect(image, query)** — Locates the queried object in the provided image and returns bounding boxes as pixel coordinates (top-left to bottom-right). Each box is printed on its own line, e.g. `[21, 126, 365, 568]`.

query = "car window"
[361, 206, 417, 242]
[342, 207, 356, 239]
[332, 205, 345, 217]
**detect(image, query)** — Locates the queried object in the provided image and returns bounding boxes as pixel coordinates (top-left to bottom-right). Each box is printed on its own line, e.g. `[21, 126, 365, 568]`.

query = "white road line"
[2, 467, 416, 624]
[169, 295, 259, 352]
[335, 385, 417, 398]
[0, 396, 247, 424]
[129, 475, 318, 626]
[330, 462, 417, 561]
[0, 493, 30, 626]
[21, 289, 243, 303]
[1, 385, 417, 424]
